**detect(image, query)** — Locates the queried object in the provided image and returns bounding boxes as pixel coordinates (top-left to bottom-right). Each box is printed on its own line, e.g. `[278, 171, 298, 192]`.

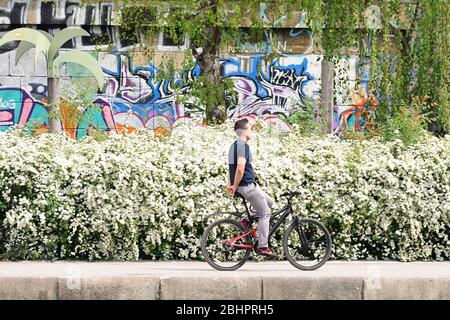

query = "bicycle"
[201, 189, 332, 271]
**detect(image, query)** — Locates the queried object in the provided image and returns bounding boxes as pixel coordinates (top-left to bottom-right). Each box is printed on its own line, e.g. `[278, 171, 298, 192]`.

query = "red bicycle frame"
[224, 228, 257, 249]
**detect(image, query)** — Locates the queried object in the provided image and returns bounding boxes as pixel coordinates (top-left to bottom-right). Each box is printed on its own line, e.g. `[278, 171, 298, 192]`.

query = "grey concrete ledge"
[0, 261, 449, 300]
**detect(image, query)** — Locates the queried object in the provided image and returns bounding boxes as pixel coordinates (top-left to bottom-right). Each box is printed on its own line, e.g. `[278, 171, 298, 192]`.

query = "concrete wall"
[1, 276, 449, 300]
[1, 261, 449, 300]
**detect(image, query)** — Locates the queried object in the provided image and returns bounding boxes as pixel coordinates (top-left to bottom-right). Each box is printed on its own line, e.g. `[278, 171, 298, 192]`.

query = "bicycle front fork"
[294, 215, 309, 247]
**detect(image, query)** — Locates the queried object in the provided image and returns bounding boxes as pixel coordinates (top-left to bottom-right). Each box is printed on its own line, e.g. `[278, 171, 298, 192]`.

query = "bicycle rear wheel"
[201, 218, 253, 271]
[283, 218, 332, 271]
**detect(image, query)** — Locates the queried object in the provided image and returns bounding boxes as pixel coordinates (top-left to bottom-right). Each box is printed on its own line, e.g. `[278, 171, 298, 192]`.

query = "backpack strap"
[245, 143, 249, 161]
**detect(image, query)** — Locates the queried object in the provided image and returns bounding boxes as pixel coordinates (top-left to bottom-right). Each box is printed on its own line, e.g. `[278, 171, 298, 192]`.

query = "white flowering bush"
[0, 122, 449, 261]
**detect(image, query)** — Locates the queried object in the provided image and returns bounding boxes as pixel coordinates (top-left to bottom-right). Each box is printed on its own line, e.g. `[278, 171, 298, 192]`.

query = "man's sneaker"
[240, 219, 250, 230]
[257, 247, 273, 256]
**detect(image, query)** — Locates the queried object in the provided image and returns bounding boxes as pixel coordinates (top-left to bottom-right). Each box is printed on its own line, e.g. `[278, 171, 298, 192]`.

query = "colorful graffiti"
[0, 87, 115, 139]
[0, 1, 321, 137]
[3, 51, 377, 139]
[333, 87, 378, 138]
[332, 58, 378, 138]
[96, 53, 319, 133]
[101, 53, 201, 132]
[0, 87, 48, 130]
[0, 50, 323, 137]
[222, 55, 316, 118]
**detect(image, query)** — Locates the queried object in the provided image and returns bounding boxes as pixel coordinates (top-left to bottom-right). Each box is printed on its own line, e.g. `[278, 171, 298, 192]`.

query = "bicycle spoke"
[283, 219, 332, 270]
[201, 219, 253, 271]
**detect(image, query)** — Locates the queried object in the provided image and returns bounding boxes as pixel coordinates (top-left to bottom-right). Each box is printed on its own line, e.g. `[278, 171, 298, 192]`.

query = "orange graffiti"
[153, 125, 172, 138]
[60, 102, 82, 139]
[116, 123, 137, 135]
[341, 87, 378, 139]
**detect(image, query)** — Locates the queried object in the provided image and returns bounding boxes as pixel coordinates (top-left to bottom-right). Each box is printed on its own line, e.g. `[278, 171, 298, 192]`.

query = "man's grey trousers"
[237, 182, 274, 248]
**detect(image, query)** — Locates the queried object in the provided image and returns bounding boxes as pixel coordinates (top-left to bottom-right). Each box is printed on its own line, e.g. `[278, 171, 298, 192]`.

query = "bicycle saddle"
[280, 190, 301, 197]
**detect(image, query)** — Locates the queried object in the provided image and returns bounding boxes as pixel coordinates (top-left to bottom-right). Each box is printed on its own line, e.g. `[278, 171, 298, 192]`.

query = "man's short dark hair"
[234, 118, 249, 132]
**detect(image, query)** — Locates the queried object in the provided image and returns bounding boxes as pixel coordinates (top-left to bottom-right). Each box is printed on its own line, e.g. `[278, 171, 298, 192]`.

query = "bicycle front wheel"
[201, 219, 253, 271]
[283, 218, 332, 271]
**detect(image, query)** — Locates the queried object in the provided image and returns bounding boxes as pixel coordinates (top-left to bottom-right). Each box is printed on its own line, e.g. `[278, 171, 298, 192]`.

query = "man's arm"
[227, 141, 247, 194]
[233, 157, 246, 188]
[227, 156, 245, 194]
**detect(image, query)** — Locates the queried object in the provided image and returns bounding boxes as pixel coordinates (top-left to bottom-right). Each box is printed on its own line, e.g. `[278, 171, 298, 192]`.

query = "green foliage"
[284, 101, 326, 137]
[379, 98, 431, 145]
[61, 83, 103, 130]
[297, 0, 449, 137]
[179, 77, 236, 125]
[61, 81, 99, 110]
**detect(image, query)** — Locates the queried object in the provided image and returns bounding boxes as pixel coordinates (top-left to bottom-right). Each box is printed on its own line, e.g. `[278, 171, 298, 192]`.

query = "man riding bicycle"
[226, 118, 274, 256]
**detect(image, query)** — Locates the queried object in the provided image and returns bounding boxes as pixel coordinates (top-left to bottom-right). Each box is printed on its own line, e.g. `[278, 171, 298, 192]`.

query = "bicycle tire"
[201, 218, 253, 271]
[283, 218, 332, 271]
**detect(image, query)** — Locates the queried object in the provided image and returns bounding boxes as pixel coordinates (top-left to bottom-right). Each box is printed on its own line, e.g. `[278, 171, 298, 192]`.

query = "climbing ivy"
[82, 0, 448, 137]
[296, 0, 448, 138]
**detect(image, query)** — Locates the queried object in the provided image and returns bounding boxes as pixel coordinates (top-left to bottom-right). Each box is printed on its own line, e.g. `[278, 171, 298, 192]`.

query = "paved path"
[1, 261, 449, 299]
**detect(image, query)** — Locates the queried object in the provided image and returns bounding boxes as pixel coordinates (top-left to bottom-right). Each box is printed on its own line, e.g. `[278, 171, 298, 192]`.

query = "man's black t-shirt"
[228, 139, 256, 186]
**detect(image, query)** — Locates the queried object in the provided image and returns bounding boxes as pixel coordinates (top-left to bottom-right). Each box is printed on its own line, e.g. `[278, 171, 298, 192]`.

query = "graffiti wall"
[223, 55, 320, 116]
[0, 87, 47, 130]
[91, 52, 322, 135]
[0, 0, 374, 138]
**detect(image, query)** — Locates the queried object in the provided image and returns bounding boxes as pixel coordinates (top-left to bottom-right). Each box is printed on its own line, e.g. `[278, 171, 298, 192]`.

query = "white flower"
[0, 126, 448, 261]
